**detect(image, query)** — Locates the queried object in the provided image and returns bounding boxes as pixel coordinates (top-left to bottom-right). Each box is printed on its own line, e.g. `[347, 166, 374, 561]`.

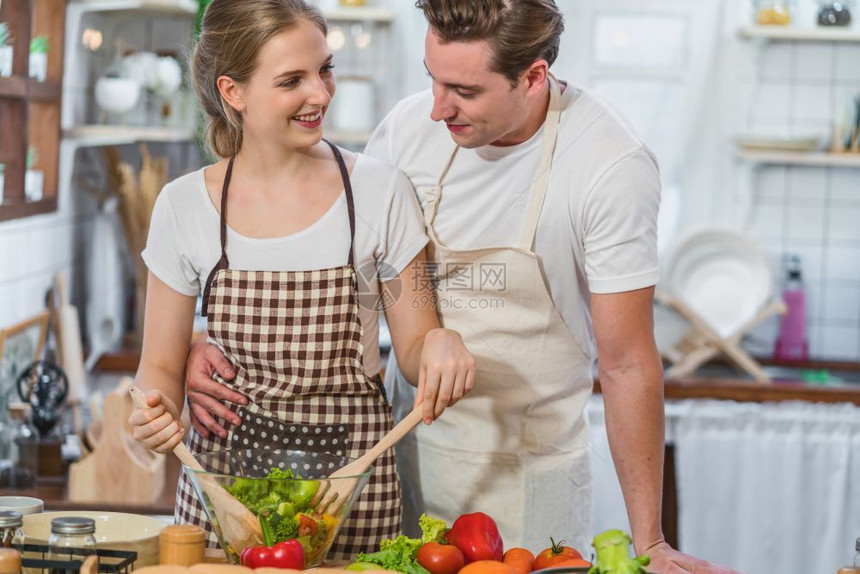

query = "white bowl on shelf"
[95, 77, 142, 115]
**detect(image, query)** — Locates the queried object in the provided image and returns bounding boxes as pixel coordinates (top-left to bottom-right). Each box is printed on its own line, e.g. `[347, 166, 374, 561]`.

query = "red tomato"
[532, 538, 583, 571]
[446, 512, 504, 563]
[417, 542, 466, 574]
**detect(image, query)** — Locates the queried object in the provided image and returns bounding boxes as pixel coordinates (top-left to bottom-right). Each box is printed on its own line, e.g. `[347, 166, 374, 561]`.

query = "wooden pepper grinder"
[159, 524, 206, 566]
[0, 548, 21, 574]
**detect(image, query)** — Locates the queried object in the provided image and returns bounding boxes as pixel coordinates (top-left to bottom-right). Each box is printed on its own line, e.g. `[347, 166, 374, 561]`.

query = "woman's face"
[238, 19, 335, 150]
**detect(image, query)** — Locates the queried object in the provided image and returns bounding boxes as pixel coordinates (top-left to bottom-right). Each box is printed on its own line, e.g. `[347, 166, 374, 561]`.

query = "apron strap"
[201, 155, 236, 317]
[424, 145, 459, 227]
[518, 75, 563, 250]
[324, 139, 357, 269]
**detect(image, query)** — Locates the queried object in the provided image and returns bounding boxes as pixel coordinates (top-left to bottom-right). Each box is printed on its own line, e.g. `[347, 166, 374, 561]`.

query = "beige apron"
[396, 77, 595, 552]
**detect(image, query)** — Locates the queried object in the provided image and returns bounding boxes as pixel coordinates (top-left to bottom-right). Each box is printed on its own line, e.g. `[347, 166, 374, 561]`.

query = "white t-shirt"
[365, 85, 661, 359]
[141, 154, 429, 376]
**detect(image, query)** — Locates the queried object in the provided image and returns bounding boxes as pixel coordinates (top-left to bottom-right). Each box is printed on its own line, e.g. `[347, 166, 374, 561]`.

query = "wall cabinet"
[0, 0, 66, 222]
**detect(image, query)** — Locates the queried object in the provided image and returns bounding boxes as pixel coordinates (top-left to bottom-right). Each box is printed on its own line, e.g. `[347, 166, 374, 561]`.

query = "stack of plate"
[661, 229, 774, 340]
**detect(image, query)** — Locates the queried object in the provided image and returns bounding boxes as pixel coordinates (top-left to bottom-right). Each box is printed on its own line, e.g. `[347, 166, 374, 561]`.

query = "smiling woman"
[128, 0, 475, 563]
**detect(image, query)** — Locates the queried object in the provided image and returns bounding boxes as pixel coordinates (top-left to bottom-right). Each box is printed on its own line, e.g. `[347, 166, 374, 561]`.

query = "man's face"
[424, 28, 529, 148]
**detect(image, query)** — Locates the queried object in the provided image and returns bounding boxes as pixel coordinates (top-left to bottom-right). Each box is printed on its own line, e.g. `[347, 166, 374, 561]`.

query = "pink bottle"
[774, 255, 808, 361]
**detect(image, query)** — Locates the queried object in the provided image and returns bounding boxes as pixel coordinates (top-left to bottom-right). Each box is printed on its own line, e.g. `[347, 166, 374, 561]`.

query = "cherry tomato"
[533, 538, 583, 571]
[417, 541, 466, 574]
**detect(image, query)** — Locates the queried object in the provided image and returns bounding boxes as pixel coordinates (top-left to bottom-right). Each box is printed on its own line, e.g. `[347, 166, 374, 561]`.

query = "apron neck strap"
[324, 139, 357, 269]
[201, 155, 236, 316]
[518, 74, 563, 250]
[424, 145, 459, 227]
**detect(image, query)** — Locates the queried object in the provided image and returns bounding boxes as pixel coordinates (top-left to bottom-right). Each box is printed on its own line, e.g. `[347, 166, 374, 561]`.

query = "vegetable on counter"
[445, 512, 504, 564]
[532, 538, 582, 570]
[417, 542, 465, 574]
[352, 514, 450, 574]
[501, 548, 534, 574]
[588, 530, 649, 574]
[240, 539, 304, 569]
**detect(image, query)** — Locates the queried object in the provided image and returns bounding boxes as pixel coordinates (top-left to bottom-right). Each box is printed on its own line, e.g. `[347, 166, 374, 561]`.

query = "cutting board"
[68, 378, 166, 504]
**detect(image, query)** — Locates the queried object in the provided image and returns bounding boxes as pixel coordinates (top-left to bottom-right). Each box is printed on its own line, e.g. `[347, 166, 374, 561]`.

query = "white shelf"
[737, 149, 860, 167]
[738, 25, 860, 42]
[326, 130, 372, 145]
[68, 0, 197, 17]
[63, 125, 195, 147]
[322, 7, 393, 23]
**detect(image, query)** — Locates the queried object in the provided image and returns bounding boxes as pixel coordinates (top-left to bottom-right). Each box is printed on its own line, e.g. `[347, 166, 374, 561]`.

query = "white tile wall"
[737, 27, 860, 361]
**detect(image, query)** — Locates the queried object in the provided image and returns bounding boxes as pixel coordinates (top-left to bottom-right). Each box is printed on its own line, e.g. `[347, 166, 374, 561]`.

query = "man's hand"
[185, 337, 247, 439]
[644, 541, 742, 574]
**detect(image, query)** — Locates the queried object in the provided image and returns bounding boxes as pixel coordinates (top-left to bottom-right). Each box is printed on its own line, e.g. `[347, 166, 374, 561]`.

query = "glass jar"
[854, 537, 860, 566]
[47, 517, 97, 574]
[0, 512, 24, 549]
[0, 403, 38, 489]
[818, 0, 853, 26]
[753, 0, 795, 25]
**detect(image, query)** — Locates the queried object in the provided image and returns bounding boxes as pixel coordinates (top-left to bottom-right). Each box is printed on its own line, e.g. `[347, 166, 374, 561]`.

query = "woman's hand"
[415, 328, 476, 424]
[129, 388, 185, 453]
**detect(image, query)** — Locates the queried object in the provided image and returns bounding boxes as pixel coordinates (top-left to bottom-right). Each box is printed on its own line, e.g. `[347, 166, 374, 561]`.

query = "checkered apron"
[174, 141, 401, 559]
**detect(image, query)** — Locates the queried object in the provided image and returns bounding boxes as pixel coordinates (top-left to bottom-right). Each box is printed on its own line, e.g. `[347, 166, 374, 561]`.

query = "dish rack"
[20, 543, 138, 573]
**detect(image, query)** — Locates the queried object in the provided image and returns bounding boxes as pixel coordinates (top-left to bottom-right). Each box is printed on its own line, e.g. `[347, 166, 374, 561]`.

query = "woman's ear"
[217, 75, 245, 112]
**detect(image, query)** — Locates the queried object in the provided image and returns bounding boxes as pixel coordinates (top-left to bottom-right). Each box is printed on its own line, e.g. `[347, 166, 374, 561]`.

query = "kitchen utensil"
[310, 406, 424, 514]
[127, 385, 263, 554]
[16, 360, 67, 437]
[22, 511, 165, 567]
[185, 448, 371, 567]
[68, 379, 165, 505]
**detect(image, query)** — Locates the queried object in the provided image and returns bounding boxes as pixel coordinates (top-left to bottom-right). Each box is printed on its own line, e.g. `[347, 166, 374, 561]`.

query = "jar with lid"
[47, 517, 97, 574]
[0, 511, 24, 549]
[753, 0, 796, 25]
[854, 536, 860, 566]
[818, 0, 853, 26]
[0, 403, 39, 489]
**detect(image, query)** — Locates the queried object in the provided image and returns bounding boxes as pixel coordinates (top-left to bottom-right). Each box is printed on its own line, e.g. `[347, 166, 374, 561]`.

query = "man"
[184, 1, 736, 572]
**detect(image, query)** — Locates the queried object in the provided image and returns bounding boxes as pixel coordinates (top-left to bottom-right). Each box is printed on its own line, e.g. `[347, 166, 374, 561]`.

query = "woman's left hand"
[415, 328, 476, 424]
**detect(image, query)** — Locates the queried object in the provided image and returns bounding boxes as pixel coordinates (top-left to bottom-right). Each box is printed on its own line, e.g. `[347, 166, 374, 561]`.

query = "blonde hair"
[192, 0, 327, 158]
[416, 0, 564, 88]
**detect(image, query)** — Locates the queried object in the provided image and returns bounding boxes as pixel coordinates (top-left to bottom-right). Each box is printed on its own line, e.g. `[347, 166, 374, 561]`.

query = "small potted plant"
[29, 35, 48, 82]
[25, 146, 43, 202]
[0, 22, 12, 77]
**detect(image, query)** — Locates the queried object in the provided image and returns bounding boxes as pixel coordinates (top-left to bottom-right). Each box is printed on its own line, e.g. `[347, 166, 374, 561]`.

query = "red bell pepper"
[240, 539, 305, 569]
[445, 512, 504, 563]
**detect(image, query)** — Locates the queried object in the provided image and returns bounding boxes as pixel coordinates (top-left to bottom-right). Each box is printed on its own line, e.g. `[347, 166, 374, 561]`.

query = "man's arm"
[593, 287, 740, 574]
[592, 286, 665, 553]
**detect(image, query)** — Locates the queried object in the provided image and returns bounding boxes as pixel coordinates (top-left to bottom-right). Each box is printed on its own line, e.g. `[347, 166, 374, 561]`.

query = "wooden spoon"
[128, 385, 262, 554]
[311, 406, 425, 514]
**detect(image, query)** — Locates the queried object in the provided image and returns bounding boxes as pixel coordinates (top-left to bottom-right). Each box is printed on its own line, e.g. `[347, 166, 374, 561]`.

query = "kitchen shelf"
[737, 149, 860, 167]
[67, 0, 197, 16]
[322, 7, 393, 23]
[63, 124, 195, 147]
[738, 25, 860, 42]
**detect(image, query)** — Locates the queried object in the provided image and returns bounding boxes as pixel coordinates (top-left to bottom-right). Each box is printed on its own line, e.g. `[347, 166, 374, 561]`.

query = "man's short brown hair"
[416, 0, 564, 87]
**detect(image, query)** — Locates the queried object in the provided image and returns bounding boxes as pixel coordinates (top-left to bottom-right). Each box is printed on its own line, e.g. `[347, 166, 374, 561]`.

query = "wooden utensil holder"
[68, 379, 165, 504]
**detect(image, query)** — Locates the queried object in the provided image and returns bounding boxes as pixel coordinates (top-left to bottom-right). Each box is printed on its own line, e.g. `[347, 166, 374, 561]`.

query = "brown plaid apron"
[174, 141, 401, 559]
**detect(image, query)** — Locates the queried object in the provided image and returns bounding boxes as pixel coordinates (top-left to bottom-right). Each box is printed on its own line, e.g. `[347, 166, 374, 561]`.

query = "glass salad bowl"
[184, 448, 373, 566]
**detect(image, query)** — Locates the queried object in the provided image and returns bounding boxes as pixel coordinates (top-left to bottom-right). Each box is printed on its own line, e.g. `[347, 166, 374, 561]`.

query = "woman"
[128, 0, 475, 558]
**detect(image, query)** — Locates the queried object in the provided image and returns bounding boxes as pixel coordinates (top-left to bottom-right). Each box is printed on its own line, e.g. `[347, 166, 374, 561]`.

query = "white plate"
[662, 230, 773, 339]
[733, 135, 822, 152]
